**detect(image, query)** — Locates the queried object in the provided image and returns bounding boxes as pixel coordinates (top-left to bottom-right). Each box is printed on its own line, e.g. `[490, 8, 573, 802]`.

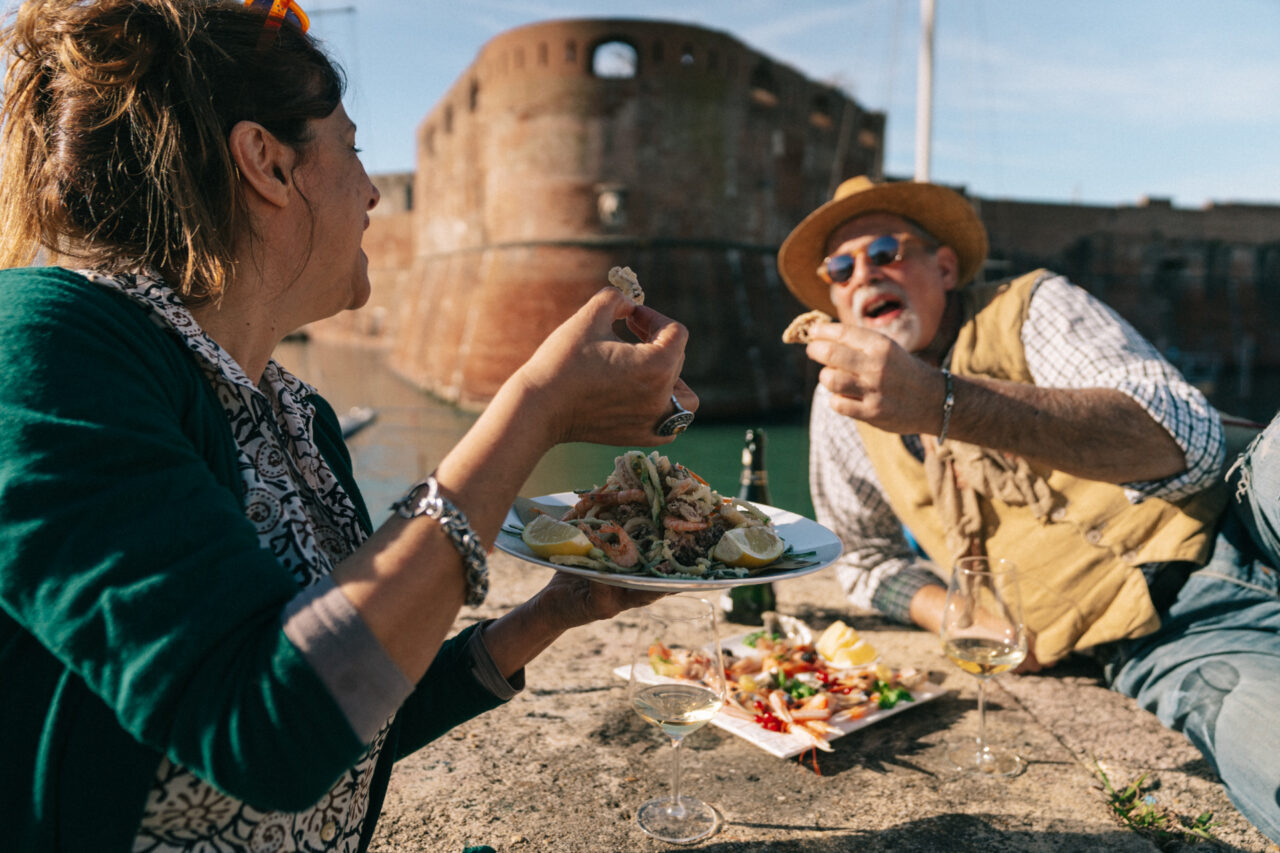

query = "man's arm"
[947, 273, 1225, 487]
[808, 274, 1223, 491]
[1018, 274, 1224, 499]
[944, 380, 1185, 483]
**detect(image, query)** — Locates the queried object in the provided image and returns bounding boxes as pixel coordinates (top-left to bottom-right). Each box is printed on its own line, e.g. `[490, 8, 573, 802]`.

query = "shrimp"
[792, 721, 836, 752]
[562, 487, 646, 520]
[789, 694, 831, 722]
[663, 516, 708, 532]
[767, 689, 794, 724]
[577, 520, 640, 567]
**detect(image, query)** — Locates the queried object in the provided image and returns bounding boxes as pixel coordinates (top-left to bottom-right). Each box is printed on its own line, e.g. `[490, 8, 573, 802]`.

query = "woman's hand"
[340, 287, 691, 684]
[509, 287, 695, 447]
[533, 571, 665, 631]
[480, 572, 665, 678]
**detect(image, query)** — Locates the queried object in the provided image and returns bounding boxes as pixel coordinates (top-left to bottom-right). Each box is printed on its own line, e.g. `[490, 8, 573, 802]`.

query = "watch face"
[656, 410, 695, 436]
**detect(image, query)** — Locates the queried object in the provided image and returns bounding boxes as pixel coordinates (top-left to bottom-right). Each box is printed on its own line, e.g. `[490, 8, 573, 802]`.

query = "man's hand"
[806, 322, 947, 436]
[910, 584, 1048, 674]
[803, 319, 1188, 484]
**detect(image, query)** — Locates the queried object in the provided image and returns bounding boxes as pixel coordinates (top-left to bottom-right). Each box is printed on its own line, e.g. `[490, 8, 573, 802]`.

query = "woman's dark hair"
[0, 0, 345, 301]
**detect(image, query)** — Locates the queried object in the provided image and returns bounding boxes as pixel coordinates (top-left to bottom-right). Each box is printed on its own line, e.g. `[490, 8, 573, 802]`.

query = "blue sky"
[312, 0, 1279, 209]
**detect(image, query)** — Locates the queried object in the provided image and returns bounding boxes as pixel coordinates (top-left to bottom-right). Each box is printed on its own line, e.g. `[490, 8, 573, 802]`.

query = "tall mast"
[915, 0, 935, 181]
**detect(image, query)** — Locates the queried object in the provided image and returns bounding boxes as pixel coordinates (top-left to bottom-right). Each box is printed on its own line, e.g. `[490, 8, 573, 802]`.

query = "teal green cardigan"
[0, 268, 505, 851]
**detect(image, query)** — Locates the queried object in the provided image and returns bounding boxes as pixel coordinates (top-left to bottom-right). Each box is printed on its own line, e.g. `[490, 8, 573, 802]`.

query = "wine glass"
[939, 555, 1028, 776]
[626, 595, 728, 844]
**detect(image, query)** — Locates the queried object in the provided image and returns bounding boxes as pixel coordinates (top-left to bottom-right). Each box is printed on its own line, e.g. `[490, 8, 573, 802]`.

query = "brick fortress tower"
[334, 18, 884, 416]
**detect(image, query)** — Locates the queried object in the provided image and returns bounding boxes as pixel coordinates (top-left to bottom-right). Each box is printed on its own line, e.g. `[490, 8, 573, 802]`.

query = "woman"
[0, 1, 695, 850]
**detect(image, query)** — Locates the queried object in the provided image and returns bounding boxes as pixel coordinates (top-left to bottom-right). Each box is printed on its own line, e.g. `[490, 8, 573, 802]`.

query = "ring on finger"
[655, 393, 694, 436]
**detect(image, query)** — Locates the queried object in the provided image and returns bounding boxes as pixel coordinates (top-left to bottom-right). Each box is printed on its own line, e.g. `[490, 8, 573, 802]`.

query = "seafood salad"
[719, 616, 926, 753]
[544, 450, 784, 579]
[631, 614, 929, 755]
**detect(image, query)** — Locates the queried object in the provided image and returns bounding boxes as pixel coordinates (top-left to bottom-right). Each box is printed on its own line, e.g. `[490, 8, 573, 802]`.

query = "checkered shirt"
[809, 273, 1226, 623]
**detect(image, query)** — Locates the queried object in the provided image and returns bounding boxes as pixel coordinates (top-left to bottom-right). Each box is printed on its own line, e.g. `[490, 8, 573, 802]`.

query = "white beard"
[851, 285, 925, 352]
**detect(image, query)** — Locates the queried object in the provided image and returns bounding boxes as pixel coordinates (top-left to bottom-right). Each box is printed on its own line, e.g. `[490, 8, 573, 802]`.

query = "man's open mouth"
[863, 294, 904, 320]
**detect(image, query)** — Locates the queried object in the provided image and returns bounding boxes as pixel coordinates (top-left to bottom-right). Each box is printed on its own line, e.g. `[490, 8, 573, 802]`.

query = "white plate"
[615, 629, 947, 759]
[494, 492, 842, 592]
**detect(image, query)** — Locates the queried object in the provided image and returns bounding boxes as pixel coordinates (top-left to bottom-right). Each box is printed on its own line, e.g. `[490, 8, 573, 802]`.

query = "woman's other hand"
[509, 286, 695, 447]
[480, 572, 664, 679]
[534, 571, 664, 630]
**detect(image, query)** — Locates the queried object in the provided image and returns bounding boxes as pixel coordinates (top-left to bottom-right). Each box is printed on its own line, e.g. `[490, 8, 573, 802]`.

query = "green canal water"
[277, 340, 817, 523]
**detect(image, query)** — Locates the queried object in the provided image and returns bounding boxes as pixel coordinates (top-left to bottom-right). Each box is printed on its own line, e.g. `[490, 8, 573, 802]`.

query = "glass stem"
[975, 677, 988, 753]
[668, 737, 685, 816]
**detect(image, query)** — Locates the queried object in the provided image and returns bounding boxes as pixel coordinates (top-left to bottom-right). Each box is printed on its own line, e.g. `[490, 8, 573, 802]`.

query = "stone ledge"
[369, 551, 1276, 852]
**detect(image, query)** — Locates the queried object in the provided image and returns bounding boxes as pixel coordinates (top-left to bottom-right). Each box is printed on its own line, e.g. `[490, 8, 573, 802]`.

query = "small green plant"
[1096, 766, 1217, 847]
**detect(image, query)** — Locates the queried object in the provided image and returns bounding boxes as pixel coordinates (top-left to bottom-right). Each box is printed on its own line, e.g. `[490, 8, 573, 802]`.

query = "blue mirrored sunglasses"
[817, 234, 927, 285]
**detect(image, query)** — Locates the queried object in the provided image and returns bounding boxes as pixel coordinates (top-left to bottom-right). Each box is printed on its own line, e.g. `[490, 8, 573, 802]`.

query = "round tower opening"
[592, 39, 638, 78]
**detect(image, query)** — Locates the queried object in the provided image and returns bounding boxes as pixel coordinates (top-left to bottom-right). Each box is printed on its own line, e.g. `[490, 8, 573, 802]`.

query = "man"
[777, 175, 1280, 841]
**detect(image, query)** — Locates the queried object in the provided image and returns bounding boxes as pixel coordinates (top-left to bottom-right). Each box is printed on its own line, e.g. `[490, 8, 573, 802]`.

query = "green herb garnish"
[742, 630, 783, 648]
[875, 681, 914, 708]
[777, 676, 817, 700]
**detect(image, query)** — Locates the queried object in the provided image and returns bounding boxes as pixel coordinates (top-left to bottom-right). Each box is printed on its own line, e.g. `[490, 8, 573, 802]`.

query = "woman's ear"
[228, 120, 294, 208]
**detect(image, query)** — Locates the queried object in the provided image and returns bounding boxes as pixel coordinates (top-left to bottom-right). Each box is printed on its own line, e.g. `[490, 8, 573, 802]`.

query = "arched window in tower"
[749, 61, 779, 107]
[469, 79, 480, 112]
[538, 42, 548, 66]
[652, 40, 663, 64]
[565, 40, 577, 64]
[591, 39, 638, 78]
[443, 105, 454, 133]
[810, 93, 834, 129]
[680, 44, 695, 66]
[595, 183, 628, 229]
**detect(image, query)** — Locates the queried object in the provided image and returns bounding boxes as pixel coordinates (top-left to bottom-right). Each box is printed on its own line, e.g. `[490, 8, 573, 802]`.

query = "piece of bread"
[607, 266, 644, 305]
[781, 309, 833, 344]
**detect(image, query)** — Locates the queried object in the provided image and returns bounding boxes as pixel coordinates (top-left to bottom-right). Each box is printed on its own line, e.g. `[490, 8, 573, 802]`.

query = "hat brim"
[777, 180, 989, 317]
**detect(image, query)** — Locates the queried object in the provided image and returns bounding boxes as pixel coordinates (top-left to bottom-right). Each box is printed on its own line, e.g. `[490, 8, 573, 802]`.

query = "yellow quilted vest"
[854, 271, 1224, 663]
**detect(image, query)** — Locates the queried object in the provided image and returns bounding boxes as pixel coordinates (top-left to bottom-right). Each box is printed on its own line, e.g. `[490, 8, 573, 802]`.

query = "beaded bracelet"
[938, 368, 956, 445]
[391, 475, 489, 607]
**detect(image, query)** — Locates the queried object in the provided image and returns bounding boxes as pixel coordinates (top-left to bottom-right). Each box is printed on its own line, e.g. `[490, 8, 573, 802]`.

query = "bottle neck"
[738, 428, 770, 502]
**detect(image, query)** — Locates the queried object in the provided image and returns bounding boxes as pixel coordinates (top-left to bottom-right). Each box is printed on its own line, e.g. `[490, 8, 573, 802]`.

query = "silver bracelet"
[938, 368, 955, 445]
[391, 475, 489, 607]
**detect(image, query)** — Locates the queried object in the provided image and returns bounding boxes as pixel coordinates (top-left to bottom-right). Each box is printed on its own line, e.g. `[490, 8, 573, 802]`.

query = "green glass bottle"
[721, 428, 777, 625]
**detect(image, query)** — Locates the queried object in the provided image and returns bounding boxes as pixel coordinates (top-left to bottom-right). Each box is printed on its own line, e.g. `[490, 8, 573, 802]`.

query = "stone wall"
[979, 196, 1280, 419]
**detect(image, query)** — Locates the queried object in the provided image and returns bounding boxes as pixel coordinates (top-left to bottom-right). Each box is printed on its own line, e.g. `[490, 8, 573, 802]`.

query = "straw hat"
[777, 176, 989, 316]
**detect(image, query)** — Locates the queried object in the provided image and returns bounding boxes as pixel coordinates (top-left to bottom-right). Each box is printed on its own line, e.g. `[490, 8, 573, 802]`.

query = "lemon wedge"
[831, 643, 879, 668]
[816, 620, 859, 658]
[521, 514, 593, 558]
[711, 526, 785, 568]
[816, 619, 879, 668]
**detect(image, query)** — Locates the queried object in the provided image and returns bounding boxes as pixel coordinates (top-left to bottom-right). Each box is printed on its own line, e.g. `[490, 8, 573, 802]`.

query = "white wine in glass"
[940, 556, 1028, 776]
[626, 595, 727, 844]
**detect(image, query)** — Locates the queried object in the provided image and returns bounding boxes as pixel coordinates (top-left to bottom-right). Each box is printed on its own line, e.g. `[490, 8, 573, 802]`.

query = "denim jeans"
[1108, 415, 1280, 842]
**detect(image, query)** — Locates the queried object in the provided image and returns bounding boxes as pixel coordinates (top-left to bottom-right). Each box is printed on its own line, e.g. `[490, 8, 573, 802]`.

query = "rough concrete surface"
[368, 552, 1278, 853]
